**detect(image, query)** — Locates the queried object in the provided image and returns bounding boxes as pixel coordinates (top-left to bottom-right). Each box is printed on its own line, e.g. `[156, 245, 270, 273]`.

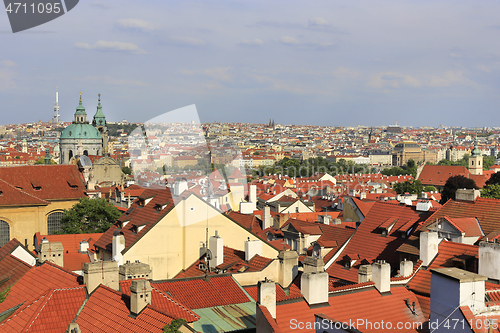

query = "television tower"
[52, 85, 60, 123]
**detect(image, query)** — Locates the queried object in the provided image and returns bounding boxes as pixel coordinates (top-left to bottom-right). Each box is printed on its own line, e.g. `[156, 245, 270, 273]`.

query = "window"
[47, 212, 63, 235]
[0, 220, 9, 247]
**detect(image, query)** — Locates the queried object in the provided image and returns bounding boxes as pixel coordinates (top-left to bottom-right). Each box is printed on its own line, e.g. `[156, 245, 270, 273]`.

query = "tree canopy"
[482, 184, 500, 199]
[393, 179, 423, 195]
[440, 175, 477, 204]
[60, 197, 122, 234]
[485, 172, 500, 186]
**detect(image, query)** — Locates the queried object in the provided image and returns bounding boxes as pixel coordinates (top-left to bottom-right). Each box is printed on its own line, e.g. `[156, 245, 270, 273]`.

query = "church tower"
[52, 85, 60, 124]
[469, 133, 483, 175]
[92, 94, 108, 155]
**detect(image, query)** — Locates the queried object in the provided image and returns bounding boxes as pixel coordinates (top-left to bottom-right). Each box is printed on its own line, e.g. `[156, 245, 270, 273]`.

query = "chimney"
[278, 250, 298, 288]
[400, 259, 413, 277]
[478, 241, 500, 281]
[303, 255, 324, 274]
[455, 189, 480, 202]
[332, 218, 341, 225]
[360, 192, 367, 200]
[420, 231, 439, 267]
[301, 270, 329, 306]
[257, 279, 276, 319]
[79, 239, 89, 253]
[66, 323, 81, 333]
[249, 184, 257, 203]
[119, 261, 153, 280]
[209, 231, 224, 267]
[358, 264, 372, 283]
[429, 268, 486, 327]
[174, 178, 188, 196]
[39, 241, 64, 268]
[416, 200, 432, 212]
[372, 260, 391, 294]
[130, 279, 152, 316]
[263, 206, 272, 230]
[245, 239, 263, 261]
[112, 231, 125, 266]
[83, 261, 119, 293]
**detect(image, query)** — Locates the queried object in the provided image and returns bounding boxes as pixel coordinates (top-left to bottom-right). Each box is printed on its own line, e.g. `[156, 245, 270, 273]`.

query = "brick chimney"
[372, 260, 391, 294]
[83, 261, 119, 293]
[420, 231, 439, 267]
[257, 278, 276, 319]
[278, 250, 298, 288]
[209, 230, 223, 268]
[130, 279, 152, 316]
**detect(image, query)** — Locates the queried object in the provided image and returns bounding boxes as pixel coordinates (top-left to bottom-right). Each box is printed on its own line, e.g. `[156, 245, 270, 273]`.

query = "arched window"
[47, 212, 64, 235]
[69, 150, 73, 160]
[0, 220, 10, 247]
[83, 150, 88, 156]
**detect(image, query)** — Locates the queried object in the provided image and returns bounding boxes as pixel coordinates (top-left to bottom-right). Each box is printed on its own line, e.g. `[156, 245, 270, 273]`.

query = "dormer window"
[31, 180, 42, 191]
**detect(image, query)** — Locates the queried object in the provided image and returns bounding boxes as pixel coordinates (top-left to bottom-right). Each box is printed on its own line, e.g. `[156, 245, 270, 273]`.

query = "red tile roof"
[153, 275, 251, 309]
[418, 197, 500, 240]
[275, 285, 425, 333]
[326, 202, 432, 283]
[244, 279, 303, 303]
[119, 280, 199, 323]
[0, 254, 31, 293]
[0, 261, 81, 315]
[175, 246, 273, 279]
[406, 240, 478, 296]
[418, 165, 471, 186]
[0, 165, 86, 203]
[0, 287, 87, 332]
[75, 285, 177, 333]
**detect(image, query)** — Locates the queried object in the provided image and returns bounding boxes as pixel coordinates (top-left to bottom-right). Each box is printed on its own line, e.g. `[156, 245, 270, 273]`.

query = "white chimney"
[79, 239, 89, 253]
[257, 279, 276, 319]
[174, 178, 188, 196]
[130, 279, 152, 316]
[278, 250, 298, 288]
[372, 260, 391, 294]
[112, 232, 125, 266]
[455, 189, 480, 202]
[478, 241, 500, 281]
[83, 261, 119, 293]
[245, 239, 262, 261]
[209, 231, 224, 267]
[416, 200, 432, 212]
[263, 206, 272, 230]
[400, 259, 413, 277]
[301, 271, 329, 306]
[249, 184, 257, 203]
[420, 231, 439, 267]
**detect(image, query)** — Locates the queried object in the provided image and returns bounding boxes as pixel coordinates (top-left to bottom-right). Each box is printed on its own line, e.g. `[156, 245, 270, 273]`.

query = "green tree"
[0, 286, 10, 303]
[60, 198, 122, 234]
[482, 184, 500, 199]
[163, 319, 187, 333]
[122, 166, 132, 175]
[34, 157, 56, 165]
[424, 185, 437, 192]
[486, 172, 500, 186]
[440, 175, 477, 204]
[393, 179, 423, 195]
[483, 155, 496, 171]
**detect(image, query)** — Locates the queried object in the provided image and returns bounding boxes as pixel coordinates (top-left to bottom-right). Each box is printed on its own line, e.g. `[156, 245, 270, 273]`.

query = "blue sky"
[2, 0, 500, 127]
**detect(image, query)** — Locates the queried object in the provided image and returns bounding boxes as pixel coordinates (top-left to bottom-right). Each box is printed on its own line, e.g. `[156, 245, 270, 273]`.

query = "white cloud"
[75, 41, 146, 54]
[0, 60, 15, 67]
[308, 17, 330, 26]
[117, 19, 156, 32]
[279, 36, 299, 45]
[90, 1, 109, 8]
[333, 66, 359, 79]
[203, 67, 233, 82]
[82, 76, 147, 86]
[241, 38, 263, 46]
[477, 65, 492, 73]
[449, 52, 462, 58]
[427, 71, 472, 87]
[168, 36, 206, 46]
[367, 72, 422, 89]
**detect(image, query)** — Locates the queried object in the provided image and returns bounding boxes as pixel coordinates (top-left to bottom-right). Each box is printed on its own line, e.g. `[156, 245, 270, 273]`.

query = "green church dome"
[60, 123, 102, 140]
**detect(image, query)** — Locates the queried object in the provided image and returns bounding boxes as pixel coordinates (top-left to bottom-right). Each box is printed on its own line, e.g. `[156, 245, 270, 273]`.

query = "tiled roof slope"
[94, 189, 175, 252]
[0, 261, 81, 315]
[244, 279, 303, 303]
[417, 165, 471, 186]
[0, 165, 86, 202]
[153, 275, 251, 309]
[418, 197, 500, 239]
[275, 285, 425, 333]
[0, 254, 31, 292]
[326, 202, 432, 283]
[0, 238, 25, 259]
[175, 246, 273, 278]
[75, 285, 177, 333]
[406, 240, 478, 296]
[119, 280, 199, 323]
[0, 287, 86, 332]
[0, 179, 49, 206]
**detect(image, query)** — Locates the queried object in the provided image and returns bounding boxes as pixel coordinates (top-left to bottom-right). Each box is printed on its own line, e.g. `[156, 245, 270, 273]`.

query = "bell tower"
[469, 133, 483, 175]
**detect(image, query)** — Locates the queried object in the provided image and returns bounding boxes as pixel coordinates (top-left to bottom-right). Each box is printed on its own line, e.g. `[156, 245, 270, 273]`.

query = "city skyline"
[2, 1, 500, 127]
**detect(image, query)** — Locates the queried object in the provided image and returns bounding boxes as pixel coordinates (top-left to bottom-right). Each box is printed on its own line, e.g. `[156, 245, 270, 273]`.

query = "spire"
[472, 129, 481, 157]
[92, 93, 106, 127]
